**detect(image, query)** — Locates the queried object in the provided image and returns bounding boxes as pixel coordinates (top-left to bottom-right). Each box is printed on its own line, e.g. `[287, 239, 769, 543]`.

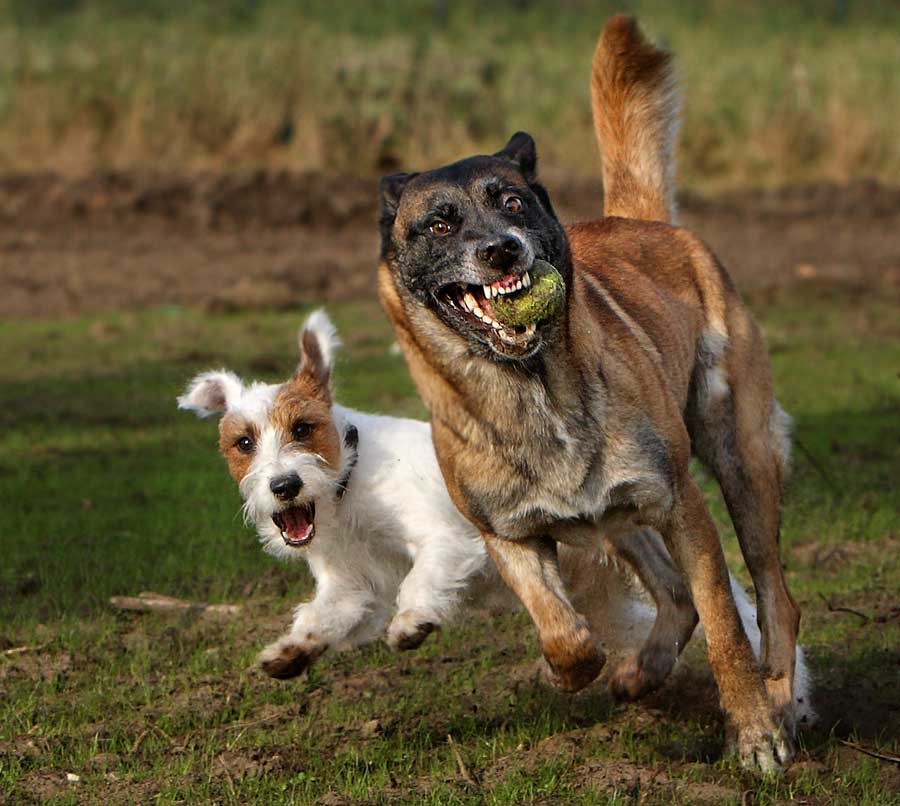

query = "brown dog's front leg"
[483, 532, 605, 692]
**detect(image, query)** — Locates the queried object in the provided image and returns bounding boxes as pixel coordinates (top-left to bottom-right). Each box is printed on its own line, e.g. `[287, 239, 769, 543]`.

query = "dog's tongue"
[282, 507, 311, 541]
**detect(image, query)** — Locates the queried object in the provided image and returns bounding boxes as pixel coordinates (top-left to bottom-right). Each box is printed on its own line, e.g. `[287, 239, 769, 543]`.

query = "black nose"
[269, 473, 302, 501]
[477, 236, 522, 271]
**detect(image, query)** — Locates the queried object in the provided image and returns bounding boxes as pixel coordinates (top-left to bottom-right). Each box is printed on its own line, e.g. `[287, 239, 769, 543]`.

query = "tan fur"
[379, 15, 801, 768]
[218, 370, 341, 483]
[592, 14, 679, 223]
[271, 377, 342, 470]
[219, 416, 258, 482]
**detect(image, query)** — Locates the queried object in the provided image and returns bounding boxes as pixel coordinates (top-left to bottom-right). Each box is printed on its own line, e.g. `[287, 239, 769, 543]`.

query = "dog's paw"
[387, 611, 438, 651]
[258, 636, 326, 680]
[540, 631, 606, 693]
[727, 712, 795, 773]
[609, 646, 676, 702]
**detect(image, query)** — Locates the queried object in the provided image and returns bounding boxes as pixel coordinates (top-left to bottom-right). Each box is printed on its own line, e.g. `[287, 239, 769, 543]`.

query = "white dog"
[178, 311, 813, 727]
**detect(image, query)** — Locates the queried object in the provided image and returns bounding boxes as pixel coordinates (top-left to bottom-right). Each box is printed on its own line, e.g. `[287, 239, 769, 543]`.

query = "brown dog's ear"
[379, 172, 418, 247]
[496, 131, 537, 182]
[296, 309, 340, 391]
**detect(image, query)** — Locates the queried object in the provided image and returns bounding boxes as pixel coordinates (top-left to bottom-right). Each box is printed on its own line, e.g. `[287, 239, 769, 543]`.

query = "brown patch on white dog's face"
[219, 415, 259, 483]
[270, 373, 341, 471]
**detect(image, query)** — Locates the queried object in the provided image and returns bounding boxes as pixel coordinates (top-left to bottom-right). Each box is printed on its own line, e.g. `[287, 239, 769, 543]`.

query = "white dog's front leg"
[259, 571, 380, 679]
[387, 538, 484, 651]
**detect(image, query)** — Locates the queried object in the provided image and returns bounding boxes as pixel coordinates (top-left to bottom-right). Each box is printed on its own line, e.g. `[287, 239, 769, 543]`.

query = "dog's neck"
[332, 416, 360, 501]
[406, 294, 604, 445]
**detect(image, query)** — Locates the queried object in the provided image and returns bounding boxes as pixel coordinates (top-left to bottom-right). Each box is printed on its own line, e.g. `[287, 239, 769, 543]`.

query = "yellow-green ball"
[492, 260, 565, 327]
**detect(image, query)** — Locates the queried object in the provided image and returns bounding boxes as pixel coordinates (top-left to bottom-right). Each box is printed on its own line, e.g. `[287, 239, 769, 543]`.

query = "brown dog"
[377, 15, 801, 771]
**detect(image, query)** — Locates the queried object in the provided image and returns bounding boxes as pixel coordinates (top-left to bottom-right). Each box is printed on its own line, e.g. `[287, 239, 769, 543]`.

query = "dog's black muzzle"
[270, 472, 302, 502]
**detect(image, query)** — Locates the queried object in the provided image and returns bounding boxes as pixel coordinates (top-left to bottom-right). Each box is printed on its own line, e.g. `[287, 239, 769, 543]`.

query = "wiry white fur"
[177, 369, 246, 417]
[729, 576, 816, 727]
[300, 308, 340, 372]
[771, 400, 794, 474]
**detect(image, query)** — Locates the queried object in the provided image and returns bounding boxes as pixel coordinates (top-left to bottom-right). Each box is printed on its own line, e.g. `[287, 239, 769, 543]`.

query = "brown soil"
[2, 171, 899, 319]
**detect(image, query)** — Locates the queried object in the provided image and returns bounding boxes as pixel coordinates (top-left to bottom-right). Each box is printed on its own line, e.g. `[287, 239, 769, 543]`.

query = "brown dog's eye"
[292, 421, 313, 441]
[429, 220, 452, 236]
[504, 195, 523, 213]
[236, 436, 254, 454]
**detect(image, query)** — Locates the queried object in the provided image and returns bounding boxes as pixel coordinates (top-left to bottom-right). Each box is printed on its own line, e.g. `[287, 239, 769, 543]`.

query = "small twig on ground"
[447, 734, 479, 787]
[217, 756, 238, 801]
[818, 593, 871, 623]
[839, 739, 900, 766]
[130, 730, 150, 754]
[109, 591, 241, 619]
[151, 724, 176, 745]
[793, 436, 837, 491]
[2, 644, 48, 656]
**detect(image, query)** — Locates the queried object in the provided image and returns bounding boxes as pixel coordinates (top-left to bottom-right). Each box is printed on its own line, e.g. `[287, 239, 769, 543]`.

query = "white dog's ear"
[177, 370, 244, 418]
[297, 309, 340, 388]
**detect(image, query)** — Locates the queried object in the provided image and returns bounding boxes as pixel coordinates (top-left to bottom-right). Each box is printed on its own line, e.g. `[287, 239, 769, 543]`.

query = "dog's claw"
[729, 717, 795, 773]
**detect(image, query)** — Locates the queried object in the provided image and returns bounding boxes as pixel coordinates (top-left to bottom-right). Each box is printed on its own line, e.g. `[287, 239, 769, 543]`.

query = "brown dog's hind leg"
[661, 476, 792, 771]
[483, 533, 606, 692]
[603, 527, 698, 701]
[691, 372, 801, 734]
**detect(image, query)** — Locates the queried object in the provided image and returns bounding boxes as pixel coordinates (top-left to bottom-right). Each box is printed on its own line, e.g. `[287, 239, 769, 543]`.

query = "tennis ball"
[492, 259, 565, 327]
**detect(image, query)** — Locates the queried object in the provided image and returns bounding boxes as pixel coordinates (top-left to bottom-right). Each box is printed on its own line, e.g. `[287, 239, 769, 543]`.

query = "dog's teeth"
[483, 284, 492, 299]
[463, 292, 477, 312]
[491, 319, 502, 330]
[514, 280, 522, 291]
[473, 307, 484, 319]
[523, 271, 531, 287]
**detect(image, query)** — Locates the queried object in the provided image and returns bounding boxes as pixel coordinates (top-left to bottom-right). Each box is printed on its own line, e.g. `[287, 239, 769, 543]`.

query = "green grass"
[1, 0, 899, 188]
[1, 290, 898, 803]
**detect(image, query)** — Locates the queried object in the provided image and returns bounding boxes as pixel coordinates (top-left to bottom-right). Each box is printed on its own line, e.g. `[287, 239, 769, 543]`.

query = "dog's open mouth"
[272, 503, 316, 547]
[439, 269, 537, 347]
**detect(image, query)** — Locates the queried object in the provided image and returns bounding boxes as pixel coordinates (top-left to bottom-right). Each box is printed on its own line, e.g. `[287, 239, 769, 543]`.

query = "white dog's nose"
[269, 472, 302, 501]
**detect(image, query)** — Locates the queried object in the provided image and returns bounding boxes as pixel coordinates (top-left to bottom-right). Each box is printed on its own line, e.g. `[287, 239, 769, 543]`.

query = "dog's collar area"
[335, 423, 359, 499]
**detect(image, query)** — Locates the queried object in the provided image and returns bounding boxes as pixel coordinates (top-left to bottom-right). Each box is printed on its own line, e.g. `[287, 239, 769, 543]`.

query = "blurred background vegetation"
[1, 0, 898, 188]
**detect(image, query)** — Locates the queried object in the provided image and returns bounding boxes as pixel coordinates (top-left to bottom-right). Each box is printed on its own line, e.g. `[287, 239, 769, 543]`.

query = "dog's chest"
[450, 387, 672, 539]
[449, 385, 604, 535]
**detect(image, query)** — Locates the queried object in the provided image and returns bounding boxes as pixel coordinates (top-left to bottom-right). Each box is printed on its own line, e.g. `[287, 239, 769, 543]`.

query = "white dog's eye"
[292, 421, 313, 441]
[236, 436, 254, 454]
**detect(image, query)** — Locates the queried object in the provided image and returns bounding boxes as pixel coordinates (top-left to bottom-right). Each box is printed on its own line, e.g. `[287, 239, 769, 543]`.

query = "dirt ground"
[2, 171, 899, 319]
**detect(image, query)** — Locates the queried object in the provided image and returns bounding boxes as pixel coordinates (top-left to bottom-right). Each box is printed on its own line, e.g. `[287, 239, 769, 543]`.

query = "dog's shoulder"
[568, 217, 712, 281]
[568, 216, 732, 329]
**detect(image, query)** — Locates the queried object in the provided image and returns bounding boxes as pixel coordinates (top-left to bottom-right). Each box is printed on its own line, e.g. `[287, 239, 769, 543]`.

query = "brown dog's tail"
[591, 14, 679, 223]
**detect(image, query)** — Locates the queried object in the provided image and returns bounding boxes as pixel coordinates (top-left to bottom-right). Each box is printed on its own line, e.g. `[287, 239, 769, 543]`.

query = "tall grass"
[1, 0, 898, 188]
